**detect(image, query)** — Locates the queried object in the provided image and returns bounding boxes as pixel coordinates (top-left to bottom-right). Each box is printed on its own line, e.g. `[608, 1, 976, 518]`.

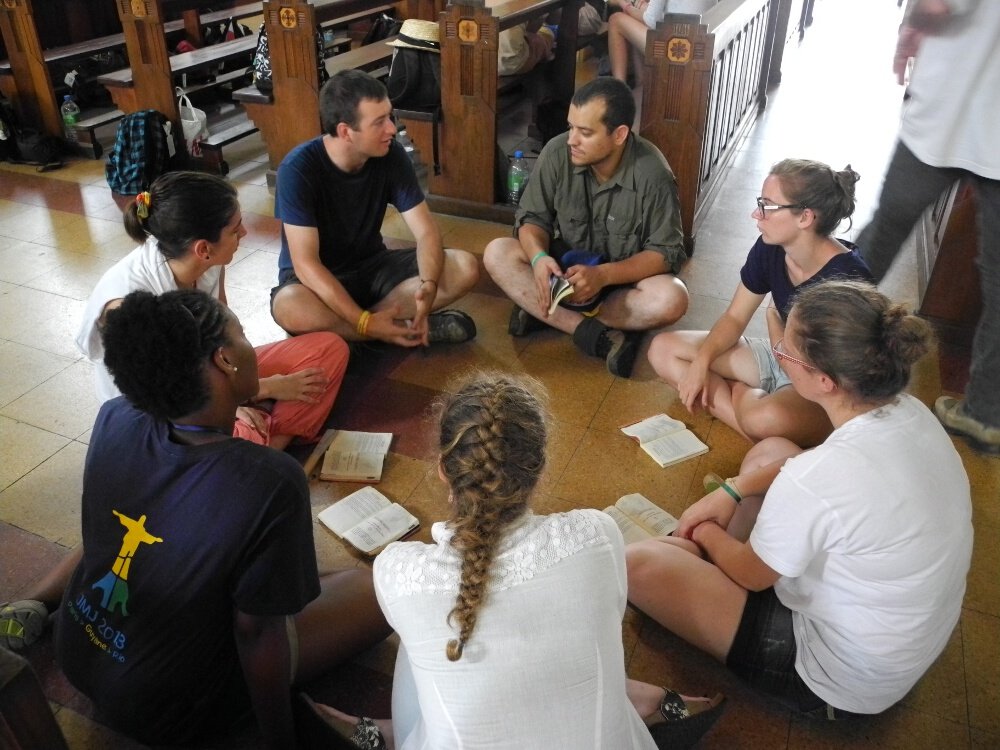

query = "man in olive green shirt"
[484, 77, 688, 377]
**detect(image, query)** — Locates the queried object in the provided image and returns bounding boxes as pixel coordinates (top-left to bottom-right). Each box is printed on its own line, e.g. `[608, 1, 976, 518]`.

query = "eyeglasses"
[772, 338, 816, 371]
[756, 197, 804, 215]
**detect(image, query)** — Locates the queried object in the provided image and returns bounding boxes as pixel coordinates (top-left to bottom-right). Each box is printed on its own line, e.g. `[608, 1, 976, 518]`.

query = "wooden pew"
[638, 0, 779, 254]
[0, 0, 64, 137]
[232, 0, 416, 180]
[425, 0, 581, 222]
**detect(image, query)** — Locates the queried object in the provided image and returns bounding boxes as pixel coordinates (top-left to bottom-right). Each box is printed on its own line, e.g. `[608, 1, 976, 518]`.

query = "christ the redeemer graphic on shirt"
[92, 510, 163, 615]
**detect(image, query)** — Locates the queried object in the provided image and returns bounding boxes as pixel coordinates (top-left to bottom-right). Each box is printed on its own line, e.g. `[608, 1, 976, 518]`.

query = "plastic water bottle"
[60, 95, 80, 143]
[507, 150, 529, 206]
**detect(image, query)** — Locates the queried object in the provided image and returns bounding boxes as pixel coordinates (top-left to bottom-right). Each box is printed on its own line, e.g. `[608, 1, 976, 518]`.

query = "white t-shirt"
[374, 509, 657, 750]
[75, 237, 222, 402]
[750, 394, 972, 713]
[900, 0, 1000, 179]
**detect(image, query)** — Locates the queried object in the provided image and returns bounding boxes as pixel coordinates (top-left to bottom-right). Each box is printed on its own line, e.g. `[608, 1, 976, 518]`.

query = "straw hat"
[389, 19, 440, 53]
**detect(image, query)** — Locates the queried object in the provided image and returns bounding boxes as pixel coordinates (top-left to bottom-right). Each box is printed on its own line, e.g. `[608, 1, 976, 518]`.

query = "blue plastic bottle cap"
[514, 150, 523, 158]
[64, 95, 71, 101]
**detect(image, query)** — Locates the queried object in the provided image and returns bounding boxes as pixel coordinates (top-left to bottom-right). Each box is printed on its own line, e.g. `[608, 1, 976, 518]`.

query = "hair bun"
[835, 164, 860, 191]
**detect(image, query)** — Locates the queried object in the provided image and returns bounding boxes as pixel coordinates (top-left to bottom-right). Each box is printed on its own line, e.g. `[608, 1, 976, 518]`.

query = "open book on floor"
[621, 414, 708, 468]
[603, 493, 679, 544]
[318, 486, 419, 556]
[319, 430, 393, 482]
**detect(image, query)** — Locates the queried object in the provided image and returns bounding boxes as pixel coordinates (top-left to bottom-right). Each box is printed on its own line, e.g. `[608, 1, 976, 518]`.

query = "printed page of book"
[643, 430, 709, 468]
[321, 450, 387, 482]
[342, 503, 418, 555]
[548, 276, 575, 315]
[616, 493, 678, 536]
[318, 486, 391, 536]
[621, 414, 687, 444]
[329, 430, 392, 455]
[602, 506, 651, 545]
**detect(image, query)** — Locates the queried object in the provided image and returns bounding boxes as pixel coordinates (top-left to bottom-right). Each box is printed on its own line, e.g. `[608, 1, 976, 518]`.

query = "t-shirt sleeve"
[749, 457, 833, 578]
[387, 142, 425, 214]
[275, 147, 320, 229]
[231, 455, 320, 616]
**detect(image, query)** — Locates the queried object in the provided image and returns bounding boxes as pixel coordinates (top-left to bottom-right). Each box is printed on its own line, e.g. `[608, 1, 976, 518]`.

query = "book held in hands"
[318, 486, 419, 556]
[603, 493, 679, 544]
[621, 414, 708, 468]
[319, 430, 393, 482]
[548, 276, 574, 315]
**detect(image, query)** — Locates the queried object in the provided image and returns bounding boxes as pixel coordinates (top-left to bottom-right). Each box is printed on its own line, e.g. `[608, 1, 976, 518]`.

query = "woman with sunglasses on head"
[76, 171, 348, 451]
[54, 289, 390, 748]
[647, 159, 873, 447]
[628, 279, 972, 720]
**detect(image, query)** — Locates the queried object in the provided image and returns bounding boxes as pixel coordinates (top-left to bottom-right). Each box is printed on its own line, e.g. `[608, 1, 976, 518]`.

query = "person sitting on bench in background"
[271, 70, 480, 349]
[484, 77, 688, 378]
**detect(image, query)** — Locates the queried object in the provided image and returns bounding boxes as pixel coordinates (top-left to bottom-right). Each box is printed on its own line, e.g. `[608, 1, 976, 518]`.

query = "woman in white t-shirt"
[303, 373, 726, 749]
[627, 279, 973, 718]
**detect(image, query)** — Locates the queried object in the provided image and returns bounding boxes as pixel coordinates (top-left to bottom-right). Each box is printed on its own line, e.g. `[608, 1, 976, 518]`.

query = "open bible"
[548, 276, 574, 315]
[621, 414, 708, 468]
[320, 430, 393, 482]
[318, 487, 419, 556]
[603, 493, 679, 544]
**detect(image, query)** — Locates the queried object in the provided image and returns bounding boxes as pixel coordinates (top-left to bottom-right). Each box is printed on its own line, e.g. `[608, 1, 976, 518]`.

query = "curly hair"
[101, 289, 231, 420]
[122, 171, 239, 259]
[769, 159, 860, 236]
[437, 373, 549, 661]
[792, 280, 932, 403]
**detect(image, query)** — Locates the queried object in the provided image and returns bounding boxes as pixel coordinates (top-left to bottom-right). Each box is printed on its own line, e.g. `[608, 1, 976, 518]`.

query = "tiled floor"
[2, 0, 998, 747]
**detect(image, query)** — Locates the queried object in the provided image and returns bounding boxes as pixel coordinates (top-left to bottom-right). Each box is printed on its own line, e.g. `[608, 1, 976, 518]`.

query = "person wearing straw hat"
[271, 68, 479, 350]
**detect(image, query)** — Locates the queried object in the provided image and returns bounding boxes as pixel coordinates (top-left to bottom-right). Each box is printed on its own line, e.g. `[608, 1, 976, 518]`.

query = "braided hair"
[437, 373, 548, 661]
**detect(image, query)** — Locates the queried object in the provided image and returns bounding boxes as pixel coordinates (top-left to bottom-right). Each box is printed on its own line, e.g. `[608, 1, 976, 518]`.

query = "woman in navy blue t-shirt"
[648, 159, 873, 448]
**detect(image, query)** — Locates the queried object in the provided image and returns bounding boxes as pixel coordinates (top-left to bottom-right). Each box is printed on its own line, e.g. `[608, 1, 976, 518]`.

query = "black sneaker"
[508, 305, 546, 337]
[597, 329, 642, 378]
[427, 310, 476, 344]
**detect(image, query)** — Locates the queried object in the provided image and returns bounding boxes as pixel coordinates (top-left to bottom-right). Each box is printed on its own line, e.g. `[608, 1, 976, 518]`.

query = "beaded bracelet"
[356, 310, 371, 337]
[530, 250, 548, 267]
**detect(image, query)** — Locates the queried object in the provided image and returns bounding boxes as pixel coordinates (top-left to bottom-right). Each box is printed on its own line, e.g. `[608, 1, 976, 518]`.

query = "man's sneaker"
[0, 600, 49, 650]
[935, 396, 1000, 455]
[508, 305, 546, 337]
[572, 317, 640, 378]
[427, 310, 477, 344]
[597, 329, 642, 378]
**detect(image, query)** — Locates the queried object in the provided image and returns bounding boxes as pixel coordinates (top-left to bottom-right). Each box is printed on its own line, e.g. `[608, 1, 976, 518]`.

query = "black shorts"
[271, 247, 419, 314]
[726, 588, 862, 719]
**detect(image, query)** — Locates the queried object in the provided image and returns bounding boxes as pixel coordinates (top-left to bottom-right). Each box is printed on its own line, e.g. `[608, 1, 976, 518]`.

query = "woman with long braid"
[320, 373, 725, 749]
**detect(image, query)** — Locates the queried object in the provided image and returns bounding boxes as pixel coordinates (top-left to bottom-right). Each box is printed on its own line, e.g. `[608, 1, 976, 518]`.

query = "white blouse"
[374, 508, 657, 750]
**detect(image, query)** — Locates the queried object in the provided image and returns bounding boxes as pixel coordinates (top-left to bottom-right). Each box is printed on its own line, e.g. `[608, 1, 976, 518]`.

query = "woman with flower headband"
[76, 171, 348, 450]
[648, 159, 873, 448]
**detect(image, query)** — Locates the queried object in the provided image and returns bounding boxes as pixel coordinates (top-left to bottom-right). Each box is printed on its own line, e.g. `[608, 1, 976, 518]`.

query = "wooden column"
[257, 0, 323, 170]
[435, 0, 499, 205]
[0, 0, 61, 136]
[639, 16, 714, 252]
[114, 0, 179, 123]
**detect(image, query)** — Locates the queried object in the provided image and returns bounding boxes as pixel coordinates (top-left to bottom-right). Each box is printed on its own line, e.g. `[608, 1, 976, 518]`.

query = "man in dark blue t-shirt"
[272, 70, 479, 348]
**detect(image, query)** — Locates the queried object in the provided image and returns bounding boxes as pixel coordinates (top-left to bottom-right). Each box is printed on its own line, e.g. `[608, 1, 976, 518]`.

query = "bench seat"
[200, 118, 260, 174]
[70, 108, 125, 159]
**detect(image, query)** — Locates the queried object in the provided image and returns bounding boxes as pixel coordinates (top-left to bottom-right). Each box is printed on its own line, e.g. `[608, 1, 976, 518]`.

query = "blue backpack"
[106, 110, 172, 195]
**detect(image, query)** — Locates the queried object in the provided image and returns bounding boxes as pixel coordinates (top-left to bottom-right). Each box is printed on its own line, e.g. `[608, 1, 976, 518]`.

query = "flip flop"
[646, 689, 726, 749]
[293, 692, 387, 750]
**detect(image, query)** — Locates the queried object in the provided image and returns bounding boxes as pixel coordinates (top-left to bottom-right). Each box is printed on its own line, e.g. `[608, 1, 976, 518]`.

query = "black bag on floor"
[0, 97, 65, 171]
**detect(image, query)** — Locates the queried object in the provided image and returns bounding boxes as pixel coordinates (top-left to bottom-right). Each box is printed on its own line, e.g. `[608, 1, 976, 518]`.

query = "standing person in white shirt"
[627, 280, 973, 718]
[859, 0, 1000, 454]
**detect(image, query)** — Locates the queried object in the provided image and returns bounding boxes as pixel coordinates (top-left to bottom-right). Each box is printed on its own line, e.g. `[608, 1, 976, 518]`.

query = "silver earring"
[232, 366, 239, 373]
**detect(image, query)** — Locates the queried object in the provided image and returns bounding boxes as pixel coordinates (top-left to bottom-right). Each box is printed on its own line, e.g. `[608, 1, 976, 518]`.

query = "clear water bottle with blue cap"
[507, 150, 529, 206]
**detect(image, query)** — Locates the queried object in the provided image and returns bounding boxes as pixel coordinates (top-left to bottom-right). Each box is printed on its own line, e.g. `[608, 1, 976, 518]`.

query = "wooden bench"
[421, 0, 581, 222]
[232, 0, 420, 180]
[71, 108, 125, 159]
[638, 0, 780, 254]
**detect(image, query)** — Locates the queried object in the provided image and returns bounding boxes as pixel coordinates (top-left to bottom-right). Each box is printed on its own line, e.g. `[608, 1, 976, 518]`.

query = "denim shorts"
[726, 588, 862, 719]
[745, 336, 793, 393]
